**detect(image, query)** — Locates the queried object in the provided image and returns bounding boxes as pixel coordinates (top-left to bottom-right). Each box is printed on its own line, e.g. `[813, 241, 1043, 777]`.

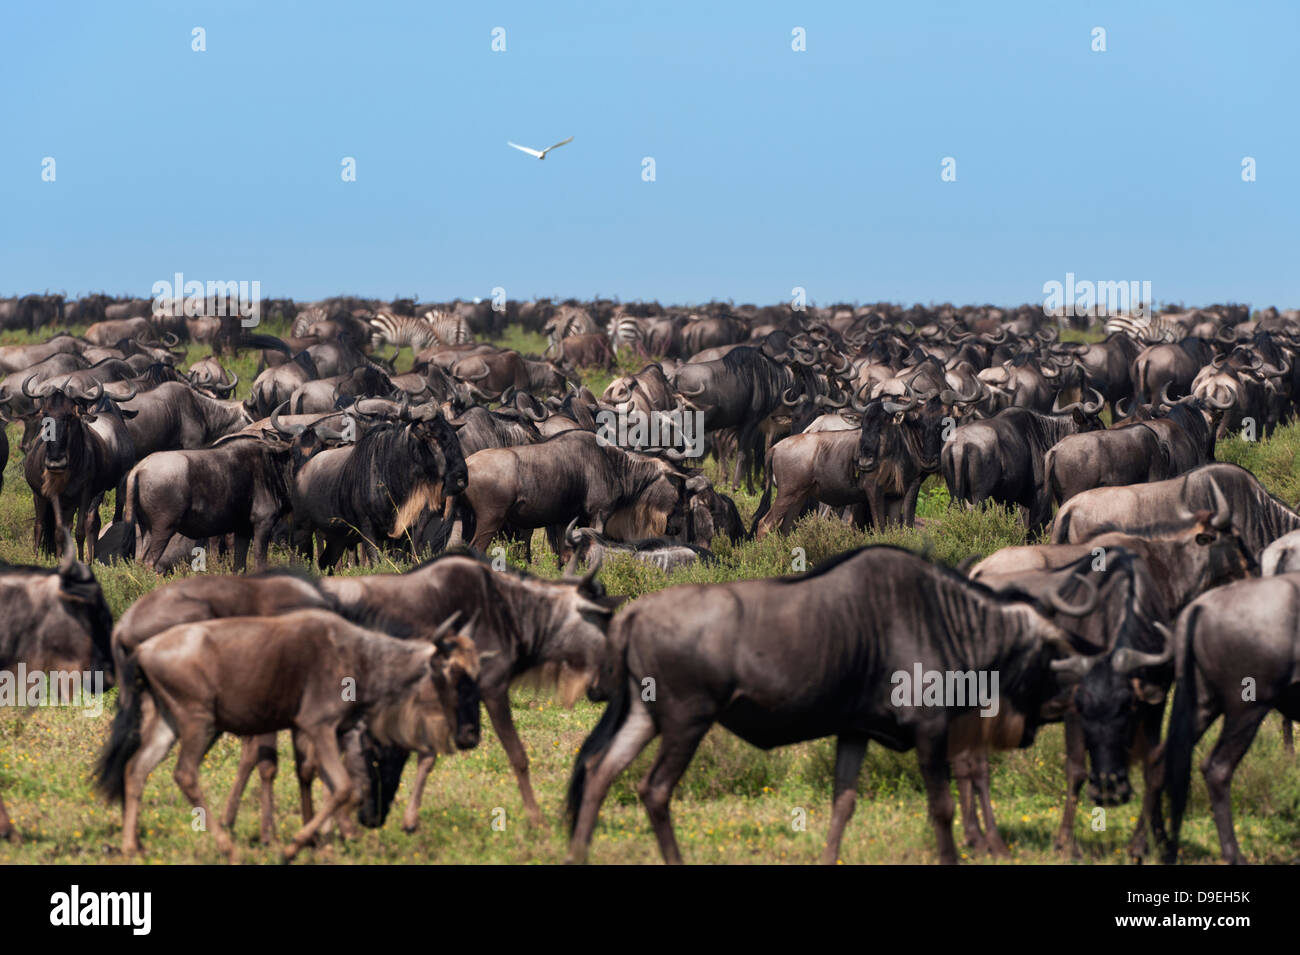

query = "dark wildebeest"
[245, 350, 318, 418]
[0, 532, 115, 843]
[450, 429, 693, 556]
[941, 391, 1105, 533]
[1161, 574, 1300, 864]
[24, 381, 138, 562]
[966, 509, 1252, 859]
[672, 346, 809, 489]
[1130, 338, 1216, 404]
[565, 545, 1095, 865]
[95, 609, 482, 863]
[313, 552, 618, 829]
[451, 350, 531, 400]
[291, 408, 467, 569]
[121, 433, 301, 572]
[1051, 462, 1300, 559]
[118, 381, 252, 458]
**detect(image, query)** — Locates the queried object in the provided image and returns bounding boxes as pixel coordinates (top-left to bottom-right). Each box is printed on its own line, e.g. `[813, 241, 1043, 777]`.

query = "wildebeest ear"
[576, 596, 613, 617]
[685, 474, 710, 493]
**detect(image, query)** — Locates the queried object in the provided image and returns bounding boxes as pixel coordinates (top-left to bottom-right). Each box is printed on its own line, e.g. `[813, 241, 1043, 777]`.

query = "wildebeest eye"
[1195, 532, 1214, 545]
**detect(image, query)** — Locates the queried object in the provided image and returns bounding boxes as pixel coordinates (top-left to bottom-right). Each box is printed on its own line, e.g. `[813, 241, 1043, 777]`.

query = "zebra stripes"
[369, 309, 474, 351]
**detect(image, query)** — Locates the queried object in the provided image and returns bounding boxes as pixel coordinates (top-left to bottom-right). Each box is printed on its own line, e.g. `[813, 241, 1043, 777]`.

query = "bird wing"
[507, 142, 544, 158]
[541, 136, 574, 155]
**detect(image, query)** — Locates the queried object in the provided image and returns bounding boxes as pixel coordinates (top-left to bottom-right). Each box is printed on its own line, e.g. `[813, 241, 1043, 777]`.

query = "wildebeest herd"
[1, 292, 1299, 864]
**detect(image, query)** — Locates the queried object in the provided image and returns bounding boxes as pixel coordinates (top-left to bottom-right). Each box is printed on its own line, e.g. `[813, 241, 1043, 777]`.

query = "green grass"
[1, 321, 1298, 864]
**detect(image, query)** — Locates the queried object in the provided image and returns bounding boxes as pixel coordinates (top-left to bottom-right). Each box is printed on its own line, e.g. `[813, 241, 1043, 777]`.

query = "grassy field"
[1, 319, 1298, 864]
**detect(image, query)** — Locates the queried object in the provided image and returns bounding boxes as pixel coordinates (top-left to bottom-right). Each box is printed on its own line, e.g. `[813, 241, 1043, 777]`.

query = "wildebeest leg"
[121, 695, 177, 855]
[915, 732, 959, 864]
[85, 499, 102, 564]
[283, 726, 358, 863]
[1054, 712, 1086, 859]
[972, 751, 1010, 857]
[293, 731, 318, 833]
[232, 533, 251, 573]
[1282, 717, 1294, 756]
[401, 753, 437, 832]
[820, 734, 868, 864]
[1127, 710, 1163, 861]
[172, 721, 234, 862]
[566, 697, 658, 864]
[251, 521, 273, 573]
[0, 793, 15, 843]
[1203, 707, 1268, 865]
[223, 735, 278, 844]
[484, 692, 544, 826]
[952, 748, 984, 849]
[637, 718, 711, 864]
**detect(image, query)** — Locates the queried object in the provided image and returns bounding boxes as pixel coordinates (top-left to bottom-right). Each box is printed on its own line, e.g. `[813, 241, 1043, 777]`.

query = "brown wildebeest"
[0, 531, 114, 844]
[304, 552, 618, 830]
[95, 609, 483, 862]
[556, 333, 613, 372]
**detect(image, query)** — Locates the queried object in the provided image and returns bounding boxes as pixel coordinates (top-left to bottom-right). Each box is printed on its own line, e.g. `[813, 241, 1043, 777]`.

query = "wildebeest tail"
[1043, 447, 1063, 508]
[566, 637, 632, 834]
[748, 445, 776, 537]
[1161, 606, 1199, 864]
[94, 652, 146, 804]
[239, 332, 292, 354]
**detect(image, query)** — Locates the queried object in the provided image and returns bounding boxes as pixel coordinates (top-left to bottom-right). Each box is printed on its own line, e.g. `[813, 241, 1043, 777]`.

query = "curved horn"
[1047, 572, 1099, 617]
[21, 374, 40, 399]
[84, 379, 104, 403]
[1082, 387, 1104, 414]
[581, 554, 603, 591]
[1114, 396, 1131, 418]
[781, 386, 802, 407]
[1111, 625, 1175, 673]
[112, 381, 138, 402]
[677, 382, 705, 398]
[209, 371, 239, 395]
[161, 331, 179, 347]
[270, 401, 306, 436]
[565, 516, 581, 545]
[1203, 386, 1235, 410]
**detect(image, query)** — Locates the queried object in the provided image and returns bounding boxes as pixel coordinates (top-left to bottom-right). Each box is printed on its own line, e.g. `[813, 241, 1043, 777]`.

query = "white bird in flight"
[506, 136, 574, 160]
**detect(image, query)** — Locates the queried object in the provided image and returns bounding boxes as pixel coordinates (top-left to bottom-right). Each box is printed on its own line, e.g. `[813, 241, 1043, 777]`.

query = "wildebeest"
[122, 434, 298, 572]
[565, 545, 1093, 865]
[564, 519, 714, 571]
[23, 381, 138, 562]
[451, 429, 694, 556]
[291, 408, 467, 568]
[95, 609, 483, 862]
[942, 392, 1105, 532]
[118, 380, 252, 457]
[1161, 574, 1300, 864]
[0, 532, 115, 844]
[968, 512, 1252, 859]
[1051, 462, 1300, 559]
[316, 552, 618, 828]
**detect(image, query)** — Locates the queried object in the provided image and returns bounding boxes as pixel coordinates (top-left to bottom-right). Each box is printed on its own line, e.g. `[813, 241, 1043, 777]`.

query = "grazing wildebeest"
[565, 545, 1094, 865]
[0, 532, 115, 844]
[451, 429, 693, 556]
[941, 391, 1105, 532]
[95, 609, 483, 862]
[315, 552, 618, 829]
[24, 381, 138, 562]
[1161, 574, 1300, 864]
[1051, 462, 1300, 559]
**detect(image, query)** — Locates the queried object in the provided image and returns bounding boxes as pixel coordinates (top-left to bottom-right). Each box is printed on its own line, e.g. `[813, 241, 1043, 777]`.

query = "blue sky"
[1, 1, 1295, 307]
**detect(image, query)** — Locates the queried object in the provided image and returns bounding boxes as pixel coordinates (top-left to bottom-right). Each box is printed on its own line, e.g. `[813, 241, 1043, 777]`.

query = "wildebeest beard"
[41, 467, 71, 498]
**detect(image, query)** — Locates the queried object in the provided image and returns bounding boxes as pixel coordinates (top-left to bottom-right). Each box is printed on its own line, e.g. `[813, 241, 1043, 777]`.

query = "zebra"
[369, 309, 475, 353]
[422, 309, 474, 346]
[608, 315, 647, 355]
[292, 304, 328, 338]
